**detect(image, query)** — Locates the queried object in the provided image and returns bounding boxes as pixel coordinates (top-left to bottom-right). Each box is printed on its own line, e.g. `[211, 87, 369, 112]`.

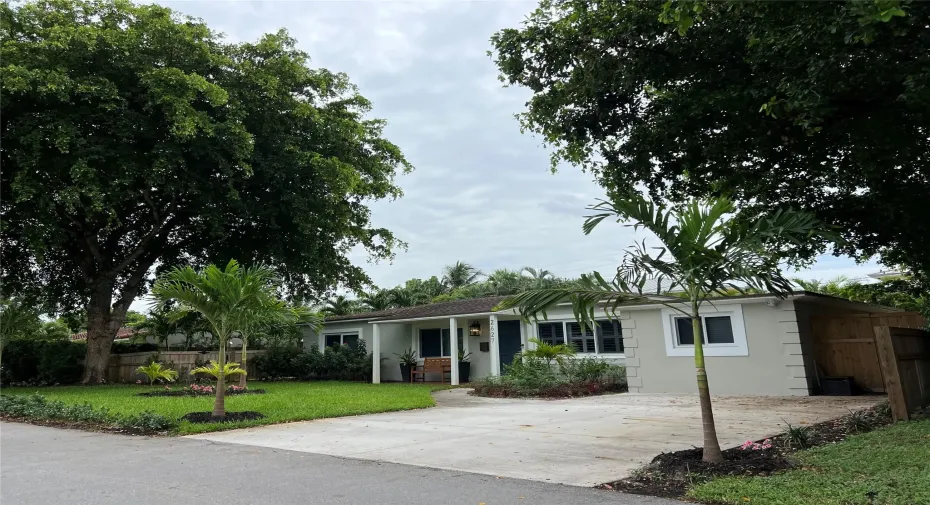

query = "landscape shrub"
[254, 345, 302, 379]
[1, 340, 87, 385]
[471, 355, 627, 398]
[254, 342, 373, 381]
[0, 393, 177, 433]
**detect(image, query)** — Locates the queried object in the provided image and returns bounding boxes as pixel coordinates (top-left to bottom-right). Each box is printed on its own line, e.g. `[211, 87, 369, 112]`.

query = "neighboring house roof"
[324, 296, 509, 323]
[319, 290, 900, 325]
[69, 327, 138, 341]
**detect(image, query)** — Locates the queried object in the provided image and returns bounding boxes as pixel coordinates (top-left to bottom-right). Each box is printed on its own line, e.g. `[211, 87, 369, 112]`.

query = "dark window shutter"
[537, 323, 564, 346]
[705, 316, 734, 344]
[567, 322, 595, 353]
[676, 318, 695, 345]
[420, 329, 442, 357]
[596, 319, 623, 353]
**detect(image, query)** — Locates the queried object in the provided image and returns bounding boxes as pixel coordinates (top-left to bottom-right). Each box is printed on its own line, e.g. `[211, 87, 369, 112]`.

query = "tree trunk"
[82, 281, 123, 384]
[213, 337, 226, 418]
[238, 337, 248, 388]
[693, 308, 723, 463]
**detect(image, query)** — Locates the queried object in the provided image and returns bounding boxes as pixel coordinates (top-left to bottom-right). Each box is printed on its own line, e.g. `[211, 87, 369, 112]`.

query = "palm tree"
[151, 260, 275, 418]
[235, 299, 321, 387]
[487, 268, 524, 295]
[793, 276, 849, 296]
[497, 195, 833, 462]
[322, 295, 362, 316]
[521, 337, 575, 370]
[359, 289, 394, 311]
[442, 261, 484, 290]
[522, 266, 555, 288]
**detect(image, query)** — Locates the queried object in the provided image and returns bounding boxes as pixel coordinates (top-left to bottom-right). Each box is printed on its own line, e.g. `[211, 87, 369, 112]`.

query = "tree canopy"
[1, 0, 411, 381]
[491, 0, 930, 278]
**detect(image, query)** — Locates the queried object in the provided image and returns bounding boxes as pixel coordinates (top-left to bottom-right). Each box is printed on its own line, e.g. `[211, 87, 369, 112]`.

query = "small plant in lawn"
[783, 422, 811, 450]
[190, 361, 246, 383]
[843, 409, 874, 434]
[136, 362, 179, 385]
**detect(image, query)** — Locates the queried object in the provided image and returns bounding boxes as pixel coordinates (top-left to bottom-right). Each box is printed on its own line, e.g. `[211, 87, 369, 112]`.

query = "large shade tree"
[491, 0, 930, 279]
[151, 260, 272, 418]
[498, 194, 834, 462]
[1, 0, 411, 382]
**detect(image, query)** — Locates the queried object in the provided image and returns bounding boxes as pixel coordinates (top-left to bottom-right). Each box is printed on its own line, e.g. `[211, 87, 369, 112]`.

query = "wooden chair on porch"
[410, 357, 452, 383]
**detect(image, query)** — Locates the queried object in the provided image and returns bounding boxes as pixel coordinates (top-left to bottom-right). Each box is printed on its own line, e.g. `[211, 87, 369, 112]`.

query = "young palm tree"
[522, 337, 575, 370]
[235, 301, 322, 387]
[151, 260, 275, 418]
[792, 276, 850, 296]
[498, 195, 834, 462]
[442, 261, 484, 290]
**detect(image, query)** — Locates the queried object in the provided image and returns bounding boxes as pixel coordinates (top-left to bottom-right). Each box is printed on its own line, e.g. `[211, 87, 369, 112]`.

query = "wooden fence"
[810, 312, 927, 392]
[107, 350, 265, 383]
[875, 326, 930, 421]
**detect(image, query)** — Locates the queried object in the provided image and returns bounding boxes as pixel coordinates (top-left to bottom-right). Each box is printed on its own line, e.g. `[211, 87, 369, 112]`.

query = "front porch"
[370, 313, 529, 385]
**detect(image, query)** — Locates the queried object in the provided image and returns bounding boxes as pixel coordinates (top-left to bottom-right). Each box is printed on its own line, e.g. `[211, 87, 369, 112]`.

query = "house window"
[596, 319, 624, 353]
[535, 319, 623, 354]
[419, 328, 464, 358]
[537, 322, 564, 346]
[673, 316, 735, 346]
[323, 332, 360, 349]
[662, 305, 748, 357]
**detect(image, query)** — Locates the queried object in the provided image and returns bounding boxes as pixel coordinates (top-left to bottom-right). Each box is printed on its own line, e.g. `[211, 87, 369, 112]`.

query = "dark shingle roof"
[325, 296, 509, 323]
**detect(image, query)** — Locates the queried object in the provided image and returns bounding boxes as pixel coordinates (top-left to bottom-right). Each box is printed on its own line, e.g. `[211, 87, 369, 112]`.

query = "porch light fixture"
[469, 320, 481, 336]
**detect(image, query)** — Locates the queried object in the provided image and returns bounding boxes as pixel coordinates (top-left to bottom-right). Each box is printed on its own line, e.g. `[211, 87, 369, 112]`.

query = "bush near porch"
[0, 381, 446, 435]
[253, 343, 373, 382]
[471, 356, 627, 398]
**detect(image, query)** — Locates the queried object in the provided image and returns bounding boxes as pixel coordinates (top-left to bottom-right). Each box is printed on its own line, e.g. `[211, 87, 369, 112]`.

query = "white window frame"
[661, 305, 748, 357]
[320, 327, 362, 349]
[535, 319, 625, 356]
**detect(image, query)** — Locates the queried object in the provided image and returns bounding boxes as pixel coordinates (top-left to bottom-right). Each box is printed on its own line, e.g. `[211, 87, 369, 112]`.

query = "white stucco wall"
[627, 300, 812, 396]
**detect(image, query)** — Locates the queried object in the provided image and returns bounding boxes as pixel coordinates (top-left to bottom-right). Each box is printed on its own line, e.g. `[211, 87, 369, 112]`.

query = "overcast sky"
[145, 0, 879, 307]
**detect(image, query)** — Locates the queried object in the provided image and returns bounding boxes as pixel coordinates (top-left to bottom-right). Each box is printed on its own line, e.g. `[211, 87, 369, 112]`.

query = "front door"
[498, 320, 523, 373]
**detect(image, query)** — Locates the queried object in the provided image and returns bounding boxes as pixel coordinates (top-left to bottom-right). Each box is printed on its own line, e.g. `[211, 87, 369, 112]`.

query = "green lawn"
[2, 381, 447, 435]
[691, 419, 930, 505]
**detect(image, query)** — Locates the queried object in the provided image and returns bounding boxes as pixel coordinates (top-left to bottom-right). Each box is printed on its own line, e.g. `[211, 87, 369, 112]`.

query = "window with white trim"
[535, 320, 623, 354]
[662, 305, 749, 357]
[419, 328, 464, 358]
[323, 332, 359, 349]
[673, 315, 735, 346]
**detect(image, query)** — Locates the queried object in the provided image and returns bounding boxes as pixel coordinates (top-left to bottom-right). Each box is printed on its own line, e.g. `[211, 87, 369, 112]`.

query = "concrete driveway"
[189, 390, 879, 486]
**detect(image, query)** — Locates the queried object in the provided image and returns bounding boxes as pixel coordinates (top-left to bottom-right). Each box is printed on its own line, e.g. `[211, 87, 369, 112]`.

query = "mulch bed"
[599, 403, 892, 499]
[137, 389, 266, 397]
[180, 411, 265, 424]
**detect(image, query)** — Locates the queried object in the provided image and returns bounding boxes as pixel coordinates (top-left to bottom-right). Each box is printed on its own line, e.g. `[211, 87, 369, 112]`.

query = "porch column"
[489, 314, 501, 376]
[449, 317, 459, 386]
[372, 323, 381, 384]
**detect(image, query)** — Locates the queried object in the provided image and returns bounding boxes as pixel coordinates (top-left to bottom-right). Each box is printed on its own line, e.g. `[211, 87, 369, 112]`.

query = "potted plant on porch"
[458, 349, 472, 383]
[395, 348, 417, 382]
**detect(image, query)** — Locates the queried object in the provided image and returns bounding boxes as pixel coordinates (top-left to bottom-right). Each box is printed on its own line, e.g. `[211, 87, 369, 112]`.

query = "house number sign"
[489, 318, 497, 344]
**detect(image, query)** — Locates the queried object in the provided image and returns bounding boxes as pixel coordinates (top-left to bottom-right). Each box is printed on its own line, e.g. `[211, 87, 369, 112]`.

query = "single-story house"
[303, 292, 904, 396]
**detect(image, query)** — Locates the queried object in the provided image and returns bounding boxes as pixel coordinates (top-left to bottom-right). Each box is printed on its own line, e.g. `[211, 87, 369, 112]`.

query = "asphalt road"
[0, 422, 677, 505]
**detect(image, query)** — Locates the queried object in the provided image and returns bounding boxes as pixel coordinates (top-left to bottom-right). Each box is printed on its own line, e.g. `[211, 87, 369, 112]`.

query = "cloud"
[134, 0, 881, 304]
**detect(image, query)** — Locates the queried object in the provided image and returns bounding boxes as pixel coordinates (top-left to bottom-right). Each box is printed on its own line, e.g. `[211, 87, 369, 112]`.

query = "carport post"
[489, 314, 500, 376]
[449, 318, 459, 385]
[372, 323, 381, 384]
